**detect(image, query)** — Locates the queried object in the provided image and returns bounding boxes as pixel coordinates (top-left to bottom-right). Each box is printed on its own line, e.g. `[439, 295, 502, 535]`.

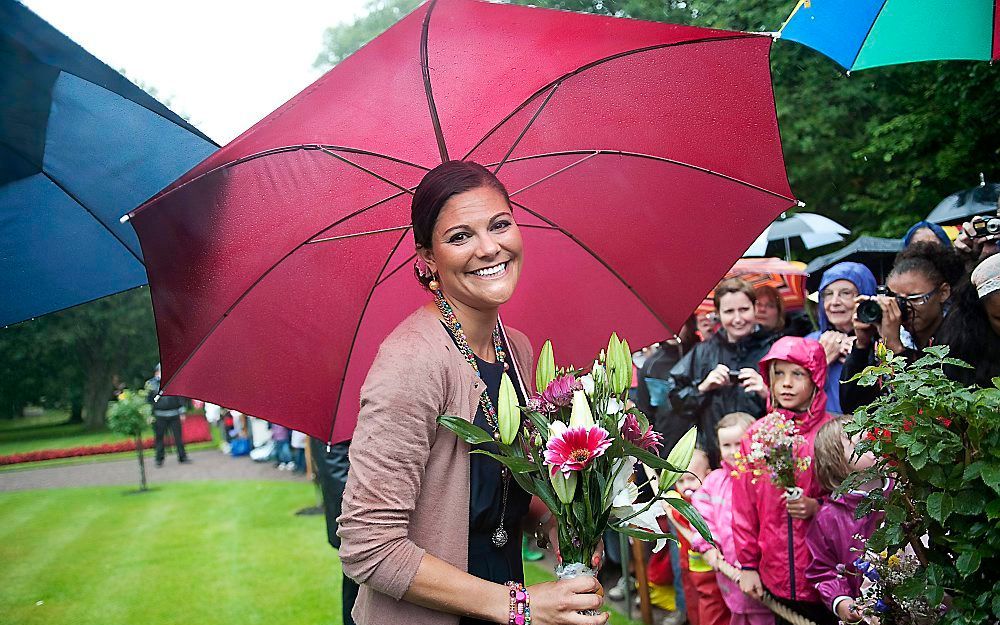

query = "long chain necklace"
[434, 290, 512, 548]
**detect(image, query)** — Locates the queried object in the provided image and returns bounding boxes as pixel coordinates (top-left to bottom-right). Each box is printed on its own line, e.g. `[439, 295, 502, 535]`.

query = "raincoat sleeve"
[336, 333, 445, 600]
[668, 346, 708, 416]
[805, 512, 851, 609]
[731, 436, 761, 570]
[690, 470, 721, 554]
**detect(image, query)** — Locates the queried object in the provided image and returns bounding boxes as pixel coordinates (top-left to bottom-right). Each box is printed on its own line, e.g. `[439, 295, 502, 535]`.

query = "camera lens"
[856, 299, 883, 324]
[987, 217, 1000, 235]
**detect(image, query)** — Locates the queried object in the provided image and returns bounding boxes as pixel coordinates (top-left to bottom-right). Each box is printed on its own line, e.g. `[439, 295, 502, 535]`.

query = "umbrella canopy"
[751, 212, 849, 260]
[926, 178, 1000, 225]
[805, 235, 902, 290]
[129, 0, 797, 444]
[779, 0, 1000, 71]
[0, 0, 218, 327]
[695, 257, 809, 316]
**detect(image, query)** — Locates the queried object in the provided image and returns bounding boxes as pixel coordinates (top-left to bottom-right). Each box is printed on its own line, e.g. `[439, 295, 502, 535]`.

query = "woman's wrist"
[505, 582, 531, 625]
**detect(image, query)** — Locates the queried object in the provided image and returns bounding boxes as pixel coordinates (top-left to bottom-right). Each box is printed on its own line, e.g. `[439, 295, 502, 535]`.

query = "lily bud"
[875, 340, 888, 362]
[658, 427, 698, 492]
[535, 340, 556, 394]
[551, 469, 578, 505]
[497, 373, 520, 445]
[569, 390, 595, 428]
[611, 337, 631, 395]
[548, 419, 568, 440]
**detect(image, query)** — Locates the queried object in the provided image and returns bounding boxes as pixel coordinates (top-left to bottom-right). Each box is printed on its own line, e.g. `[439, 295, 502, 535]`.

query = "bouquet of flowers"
[849, 548, 944, 625]
[438, 333, 713, 582]
[733, 411, 811, 499]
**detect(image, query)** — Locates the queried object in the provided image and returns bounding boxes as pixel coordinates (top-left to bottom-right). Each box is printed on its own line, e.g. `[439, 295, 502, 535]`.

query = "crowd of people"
[621, 206, 1000, 625]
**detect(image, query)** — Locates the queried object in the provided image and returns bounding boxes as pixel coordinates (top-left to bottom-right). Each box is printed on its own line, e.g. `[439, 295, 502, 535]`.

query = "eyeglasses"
[897, 286, 941, 307]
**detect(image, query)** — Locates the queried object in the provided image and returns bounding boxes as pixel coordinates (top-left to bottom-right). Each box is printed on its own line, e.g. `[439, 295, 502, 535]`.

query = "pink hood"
[759, 336, 828, 427]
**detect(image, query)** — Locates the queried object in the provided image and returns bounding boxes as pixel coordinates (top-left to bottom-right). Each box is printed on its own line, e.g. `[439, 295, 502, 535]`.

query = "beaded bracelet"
[505, 581, 531, 625]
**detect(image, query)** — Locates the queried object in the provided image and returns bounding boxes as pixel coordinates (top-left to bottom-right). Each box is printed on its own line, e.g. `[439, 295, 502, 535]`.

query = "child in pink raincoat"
[691, 412, 774, 625]
[732, 336, 837, 625]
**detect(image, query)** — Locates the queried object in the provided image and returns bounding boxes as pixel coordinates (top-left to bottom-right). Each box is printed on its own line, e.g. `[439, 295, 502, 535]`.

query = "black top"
[441, 324, 531, 625]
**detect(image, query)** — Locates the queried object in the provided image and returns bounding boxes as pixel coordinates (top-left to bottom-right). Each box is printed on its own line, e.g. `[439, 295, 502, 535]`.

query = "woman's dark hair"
[713, 278, 757, 311]
[937, 276, 1000, 387]
[410, 161, 511, 250]
[755, 284, 786, 331]
[889, 241, 964, 287]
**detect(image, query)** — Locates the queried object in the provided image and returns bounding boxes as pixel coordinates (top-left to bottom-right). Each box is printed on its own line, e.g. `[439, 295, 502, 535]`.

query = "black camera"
[856, 286, 910, 325]
[728, 371, 742, 385]
[971, 216, 1000, 238]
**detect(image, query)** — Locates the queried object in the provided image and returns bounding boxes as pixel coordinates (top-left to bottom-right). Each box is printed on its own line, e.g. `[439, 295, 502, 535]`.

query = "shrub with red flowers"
[845, 345, 1000, 625]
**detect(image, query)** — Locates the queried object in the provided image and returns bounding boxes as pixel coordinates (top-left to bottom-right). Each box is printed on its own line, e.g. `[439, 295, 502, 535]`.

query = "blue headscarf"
[904, 221, 952, 248]
[817, 262, 878, 332]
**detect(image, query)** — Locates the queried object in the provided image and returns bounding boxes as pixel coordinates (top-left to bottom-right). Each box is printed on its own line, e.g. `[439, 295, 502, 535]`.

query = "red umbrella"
[128, 0, 798, 444]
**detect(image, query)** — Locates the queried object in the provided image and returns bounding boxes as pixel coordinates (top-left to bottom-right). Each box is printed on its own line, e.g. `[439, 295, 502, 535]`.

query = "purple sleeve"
[805, 512, 852, 609]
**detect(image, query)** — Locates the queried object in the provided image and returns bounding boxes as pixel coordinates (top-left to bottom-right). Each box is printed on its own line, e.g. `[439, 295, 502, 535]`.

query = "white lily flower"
[610, 482, 639, 517]
[606, 397, 624, 415]
[620, 504, 671, 552]
[580, 374, 595, 397]
[605, 456, 636, 509]
[569, 390, 595, 428]
[548, 420, 568, 440]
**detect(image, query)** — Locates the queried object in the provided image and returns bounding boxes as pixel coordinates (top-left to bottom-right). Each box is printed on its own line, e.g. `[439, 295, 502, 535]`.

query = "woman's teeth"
[472, 262, 507, 277]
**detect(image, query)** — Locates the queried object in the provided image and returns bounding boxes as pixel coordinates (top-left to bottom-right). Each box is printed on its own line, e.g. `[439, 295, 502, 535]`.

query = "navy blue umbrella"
[0, 0, 217, 326]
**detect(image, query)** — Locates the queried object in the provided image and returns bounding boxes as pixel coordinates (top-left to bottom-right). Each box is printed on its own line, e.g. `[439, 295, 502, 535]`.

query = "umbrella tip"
[761, 31, 781, 39]
[980, 172, 986, 187]
[119, 213, 131, 224]
[796, 200, 806, 208]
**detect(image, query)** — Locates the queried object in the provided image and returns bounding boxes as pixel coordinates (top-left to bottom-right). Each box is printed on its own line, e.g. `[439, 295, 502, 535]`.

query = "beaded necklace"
[434, 290, 513, 548]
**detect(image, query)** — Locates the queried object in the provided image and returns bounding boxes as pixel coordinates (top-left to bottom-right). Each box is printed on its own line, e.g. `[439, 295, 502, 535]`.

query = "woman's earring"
[428, 275, 440, 292]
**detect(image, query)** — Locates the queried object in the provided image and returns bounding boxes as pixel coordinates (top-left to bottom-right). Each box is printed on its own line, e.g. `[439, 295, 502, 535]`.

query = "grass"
[0, 481, 644, 625]
[0, 410, 132, 456]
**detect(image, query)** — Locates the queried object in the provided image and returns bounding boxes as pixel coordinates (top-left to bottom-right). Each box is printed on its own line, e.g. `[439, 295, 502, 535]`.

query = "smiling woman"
[336, 161, 609, 625]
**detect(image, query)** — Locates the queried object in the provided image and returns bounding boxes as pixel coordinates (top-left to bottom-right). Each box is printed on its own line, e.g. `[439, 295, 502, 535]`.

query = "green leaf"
[956, 550, 982, 577]
[986, 499, 1000, 520]
[953, 490, 986, 516]
[531, 477, 560, 514]
[982, 464, 1000, 495]
[437, 415, 493, 444]
[885, 504, 906, 524]
[621, 439, 686, 474]
[963, 461, 985, 482]
[942, 357, 974, 369]
[926, 492, 953, 523]
[468, 450, 537, 474]
[663, 496, 714, 546]
[612, 524, 676, 546]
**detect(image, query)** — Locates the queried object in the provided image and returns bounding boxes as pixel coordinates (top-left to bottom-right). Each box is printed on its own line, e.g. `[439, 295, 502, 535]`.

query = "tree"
[314, 0, 1000, 259]
[314, 0, 422, 70]
[106, 388, 153, 491]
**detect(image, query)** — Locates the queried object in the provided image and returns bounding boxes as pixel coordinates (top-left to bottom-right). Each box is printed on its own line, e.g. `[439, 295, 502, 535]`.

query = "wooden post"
[630, 537, 653, 625]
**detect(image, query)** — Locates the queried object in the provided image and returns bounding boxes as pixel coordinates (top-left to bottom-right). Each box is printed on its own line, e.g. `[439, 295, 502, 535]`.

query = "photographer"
[935, 254, 1000, 387]
[839, 243, 964, 413]
[954, 198, 999, 271]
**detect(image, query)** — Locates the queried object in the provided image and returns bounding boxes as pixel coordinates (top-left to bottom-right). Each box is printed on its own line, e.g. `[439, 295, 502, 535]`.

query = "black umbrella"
[805, 236, 903, 291]
[926, 175, 1000, 225]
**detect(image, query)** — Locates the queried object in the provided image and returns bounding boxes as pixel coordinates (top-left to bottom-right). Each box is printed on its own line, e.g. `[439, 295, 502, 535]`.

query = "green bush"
[106, 389, 151, 490]
[846, 345, 1000, 624]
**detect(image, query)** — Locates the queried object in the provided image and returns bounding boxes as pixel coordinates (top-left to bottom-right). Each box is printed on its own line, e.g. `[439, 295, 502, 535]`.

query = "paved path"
[0, 448, 307, 492]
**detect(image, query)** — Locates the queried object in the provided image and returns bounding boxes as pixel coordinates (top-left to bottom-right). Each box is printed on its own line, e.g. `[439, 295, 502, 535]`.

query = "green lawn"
[0, 410, 132, 456]
[0, 481, 642, 625]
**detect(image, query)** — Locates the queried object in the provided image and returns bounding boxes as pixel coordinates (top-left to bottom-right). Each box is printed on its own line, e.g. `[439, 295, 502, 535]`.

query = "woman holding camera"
[839, 242, 964, 413]
[669, 278, 777, 467]
[934, 254, 1000, 387]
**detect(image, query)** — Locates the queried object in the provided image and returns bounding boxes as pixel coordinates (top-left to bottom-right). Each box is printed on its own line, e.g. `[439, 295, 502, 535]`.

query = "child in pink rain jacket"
[732, 336, 837, 625]
[691, 412, 774, 625]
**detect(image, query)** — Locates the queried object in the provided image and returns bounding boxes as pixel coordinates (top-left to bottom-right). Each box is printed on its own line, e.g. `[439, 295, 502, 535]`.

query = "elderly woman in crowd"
[669, 278, 778, 467]
[805, 262, 877, 413]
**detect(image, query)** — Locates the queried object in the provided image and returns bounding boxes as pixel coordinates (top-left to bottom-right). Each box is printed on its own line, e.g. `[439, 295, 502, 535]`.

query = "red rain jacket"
[732, 336, 832, 602]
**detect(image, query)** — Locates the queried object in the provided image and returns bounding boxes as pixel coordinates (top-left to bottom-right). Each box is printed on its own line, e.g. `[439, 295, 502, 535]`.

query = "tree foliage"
[315, 0, 1000, 255]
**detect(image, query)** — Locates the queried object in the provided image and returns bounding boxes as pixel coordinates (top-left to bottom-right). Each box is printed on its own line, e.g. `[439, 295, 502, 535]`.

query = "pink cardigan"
[337, 305, 533, 625]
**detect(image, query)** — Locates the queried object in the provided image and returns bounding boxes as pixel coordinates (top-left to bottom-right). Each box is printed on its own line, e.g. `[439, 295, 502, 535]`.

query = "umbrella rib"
[318, 148, 417, 197]
[40, 170, 144, 264]
[310, 224, 412, 244]
[507, 197, 676, 340]
[507, 152, 600, 197]
[127, 145, 426, 220]
[849, 0, 891, 70]
[421, 0, 449, 163]
[461, 33, 762, 162]
[325, 227, 412, 445]
[492, 83, 561, 176]
[374, 251, 417, 288]
[497, 149, 797, 203]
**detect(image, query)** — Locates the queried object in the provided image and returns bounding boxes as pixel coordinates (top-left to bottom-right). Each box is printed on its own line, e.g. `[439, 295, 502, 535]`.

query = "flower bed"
[0, 414, 212, 465]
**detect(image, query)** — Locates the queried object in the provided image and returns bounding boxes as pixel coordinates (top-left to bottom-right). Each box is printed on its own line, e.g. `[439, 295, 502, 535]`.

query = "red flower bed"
[0, 415, 213, 466]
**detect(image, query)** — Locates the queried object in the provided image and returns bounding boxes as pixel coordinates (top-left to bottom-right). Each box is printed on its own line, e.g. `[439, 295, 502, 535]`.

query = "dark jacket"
[145, 376, 186, 417]
[668, 327, 777, 465]
[634, 341, 687, 453]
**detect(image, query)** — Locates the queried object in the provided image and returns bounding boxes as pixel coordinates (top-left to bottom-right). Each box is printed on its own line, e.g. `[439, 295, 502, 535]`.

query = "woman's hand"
[738, 569, 765, 601]
[819, 330, 849, 365]
[698, 364, 731, 394]
[852, 297, 877, 349]
[785, 495, 819, 520]
[737, 368, 767, 400]
[528, 576, 609, 625]
[546, 523, 603, 571]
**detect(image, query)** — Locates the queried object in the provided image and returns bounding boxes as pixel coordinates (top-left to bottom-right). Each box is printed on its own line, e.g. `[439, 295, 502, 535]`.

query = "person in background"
[805, 416, 885, 625]
[664, 449, 714, 625]
[954, 197, 1000, 271]
[754, 285, 785, 335]
[805, 263, 877, 414]
[290, 429, 308, 474]
[733, 337, 835, 625]
[903, 220, 952, 248]
[696, 311, 719, 342]
[936, 253, 1000, 387]
[840, 243, 964, 413]
[669, 279, 776, 467]
[145, 363, 190, 467]
[271, 423, 293, 470]
[691, 412, 773, 625]
[633, 316, 699, 453]
[310, 437, 359, 625]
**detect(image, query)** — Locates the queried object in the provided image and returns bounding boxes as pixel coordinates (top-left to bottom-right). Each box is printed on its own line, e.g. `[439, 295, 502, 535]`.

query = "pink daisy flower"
[621, 413, 663, 452]
[544, 425, 612, 476]
[538, 374, 581, 409]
